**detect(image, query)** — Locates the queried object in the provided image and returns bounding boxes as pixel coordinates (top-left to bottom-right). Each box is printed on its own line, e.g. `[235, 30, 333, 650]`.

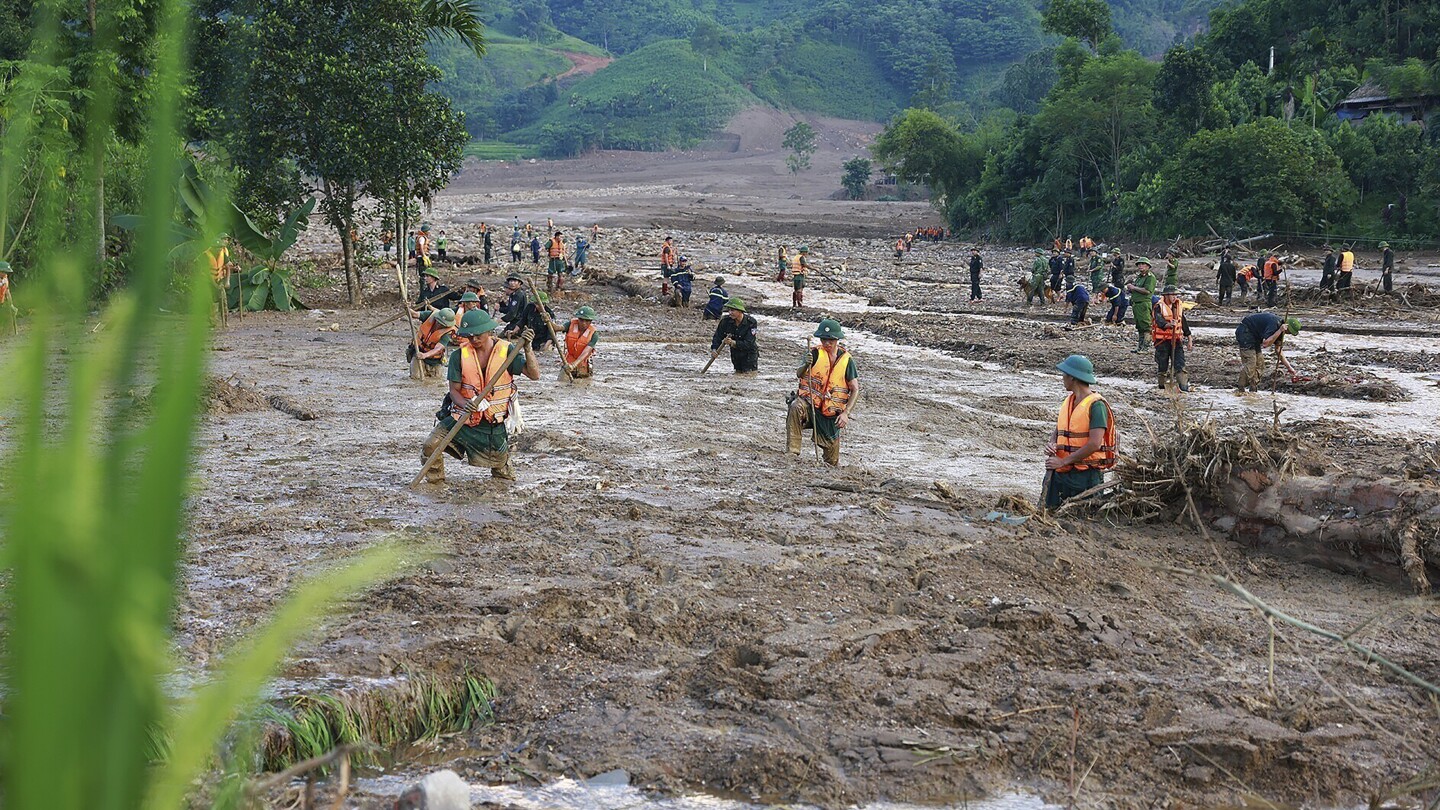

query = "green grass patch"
[463, 140, 540, 160]
[258, 672, 498, 772]
[743, 41, 902, 121]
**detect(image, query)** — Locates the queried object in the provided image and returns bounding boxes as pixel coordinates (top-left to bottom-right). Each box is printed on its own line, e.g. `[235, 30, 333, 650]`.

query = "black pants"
[1319, 268, 1333, 291]
[969, 269, 982, 300]
[1218, 281, 1232, 304]
[1156, 340, 1185, 374]
[731, 349, 758, 373]
[1070, 302, 1088, 323]
[483, 244, 492, 263]
[1263, 279, 1277, 307]
[1383, 270, 1393, 293]
[1050, 271, 1062, 292]
[1237, 277, 1249, 297]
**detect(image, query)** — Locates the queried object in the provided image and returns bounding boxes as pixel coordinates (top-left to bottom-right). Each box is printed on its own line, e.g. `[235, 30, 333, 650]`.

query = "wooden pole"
[525, 278, 575, 382]
[410, 369, 507, 488]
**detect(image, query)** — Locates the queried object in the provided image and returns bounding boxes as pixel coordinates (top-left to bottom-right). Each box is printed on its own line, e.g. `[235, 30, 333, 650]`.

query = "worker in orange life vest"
[408, 307, 457, 378]
[1043, 354, 1117, 508]
[659, 236, 677, 297]
[0, 261, 15, 332]
[787, 319, 860, 466]
[1152, 284, 1193, 392]
[564, 306, 599, 379]
[420, 309, 539, 483]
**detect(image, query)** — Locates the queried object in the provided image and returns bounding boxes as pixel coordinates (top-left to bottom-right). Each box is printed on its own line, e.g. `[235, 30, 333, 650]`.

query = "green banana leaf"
[271, 274, 293, 312]
[246, 278, 271, 311]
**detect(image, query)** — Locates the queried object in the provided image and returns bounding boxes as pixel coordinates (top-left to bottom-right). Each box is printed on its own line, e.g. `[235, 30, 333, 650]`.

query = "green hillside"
[442, 0, 1228, 154]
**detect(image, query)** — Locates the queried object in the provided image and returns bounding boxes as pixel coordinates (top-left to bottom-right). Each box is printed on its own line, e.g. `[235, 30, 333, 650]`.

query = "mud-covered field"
[168, 197, 1440, 809]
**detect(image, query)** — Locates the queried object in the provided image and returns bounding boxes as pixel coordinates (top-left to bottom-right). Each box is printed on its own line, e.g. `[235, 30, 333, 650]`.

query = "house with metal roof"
[1335, 81, 1438, 124]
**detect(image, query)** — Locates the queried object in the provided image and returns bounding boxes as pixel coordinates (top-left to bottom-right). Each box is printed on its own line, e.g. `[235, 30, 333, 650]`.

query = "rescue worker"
[510, 233, 523, 263]
[436, 230, 448, 262]
[1048, 249, 1064, 293]
[703, 276, 728, 320]
[408, 307, 457, 378]
[1126, 258, 1157, 353]
[1064, 235, 1073, 252]
[777, 245, 789, 282]
[1066, 284, 1090, 325]
[415, 226, 432, 285]
[791, 246, 809, 308]
[481, 223, 493, 265]
[1044, 354, 1118, 509]
[574, 234, 590, 277]
[451, 291, 483, 324]
[1319, 244, 1336, 292]
[1027, 249, 1049, 306]
[1062, 250, 1076, 291]
[1262, 251, 1282, 307]
[1217, 250, 1237, 304]
[670, 256, 695, 307]
[1101, 283, 1128, 325]
[563, 306, 599, 378]
[968, 247, 984, 302]
[1380, 241, 1394, 293]
[420, 310, 540, 483]
[1109, 253, 1126, 289]
[205, 239, 233, 321]
[0, 261, 15, 332]
[382, 230, 394, 256]
[1236, 262, 1255, 299]
[528, 233, 541, 265]
[1164, 250, 1180, 288]
[787, 319, 859, 466]
[1088, 252, 1104, 292]
[546, 231, 566, 293]
[1337, 246, 1355, 296]
[1152, 285, 1193, 392]
[503, 289, 559, 352]
[1235, 312, 1300, 392]
[893, 238, 905, 260]
[498, 276, 528, 332]
[660, 236, 677, 296]
[710, 297, 759, 373]
[416, 268, 457, 310]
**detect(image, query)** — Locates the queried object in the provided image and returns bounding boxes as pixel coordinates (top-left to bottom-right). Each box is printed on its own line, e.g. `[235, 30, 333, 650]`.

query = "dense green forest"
[869, 0, 1440, 241]
[434, 0, 1222, 155]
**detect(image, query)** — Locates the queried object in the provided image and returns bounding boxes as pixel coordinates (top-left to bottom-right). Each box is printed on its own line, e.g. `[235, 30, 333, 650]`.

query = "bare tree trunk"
[341, 222, 361, 305]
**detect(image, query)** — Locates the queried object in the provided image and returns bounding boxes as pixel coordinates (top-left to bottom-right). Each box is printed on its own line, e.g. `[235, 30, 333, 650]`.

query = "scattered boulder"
[394, 770, 470, 810]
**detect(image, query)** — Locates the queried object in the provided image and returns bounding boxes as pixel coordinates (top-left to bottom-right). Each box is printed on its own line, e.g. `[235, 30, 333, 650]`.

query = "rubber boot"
[1158, 372, 1170, 391]
[1177, 371, 1190, 392]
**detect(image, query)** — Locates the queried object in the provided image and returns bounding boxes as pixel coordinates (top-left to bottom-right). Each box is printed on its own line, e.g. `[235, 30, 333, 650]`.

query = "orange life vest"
[1151, 299, 1183, 342]
[453, 341, 516, 426]
[0, 276, 9, 305]
[548, 236, 564, 258]
[1263, 257, 1280, 280]
[416, 233, 429, 254]
[660, 244, 675, 265]
[1065, 239, 1073, 250]
[791, 254, 807, 276]
[416, 315, 453, 354]
[1055, 392, 1117, 472]
[799, 348, 852, 418]
[1239, 265, 1256, 281]
[565, 319, 596, 371]
[895, 239, 905, 251]
[1339, 251, 1355, 273]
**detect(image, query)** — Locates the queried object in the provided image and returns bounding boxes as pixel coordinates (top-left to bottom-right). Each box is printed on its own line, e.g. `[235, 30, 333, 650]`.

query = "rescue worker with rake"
[787, 319, 859, 466]
[564, 306, 599, 379]
[419, 310, 539, 483]
[408, 307, 457, 378]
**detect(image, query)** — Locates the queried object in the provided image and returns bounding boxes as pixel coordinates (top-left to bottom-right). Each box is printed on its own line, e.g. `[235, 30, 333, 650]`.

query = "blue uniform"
[703, 285, 728, 319]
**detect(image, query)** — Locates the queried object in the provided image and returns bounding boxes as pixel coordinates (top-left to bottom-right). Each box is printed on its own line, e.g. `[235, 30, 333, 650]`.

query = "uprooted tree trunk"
[1108, 411, 1440, 594]
[1219, 473, 1439, 594]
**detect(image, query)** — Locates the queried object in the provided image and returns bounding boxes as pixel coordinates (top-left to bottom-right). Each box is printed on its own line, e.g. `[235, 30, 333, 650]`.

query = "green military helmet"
[458, 291, 481, 303]
[420, 223, 431, 233]
[723, 296, 746, 312]
[535, 290, 550, 303]
[1286, 317, 1302, 335]
[0, 260, 10, 273]
[421, 268, 440, 280]
[456, 308, 499, 336]
[797, 245, 810, 253]
[574, 305, 597, 321]
[1056, 354, 1097, 384]
[433, 308, 457, 328]
[1135, 257, 1153, 268]
[1161, 284, 1180, 296]
[813, 319, 844, 340]
[1378, 241, 1391, 249]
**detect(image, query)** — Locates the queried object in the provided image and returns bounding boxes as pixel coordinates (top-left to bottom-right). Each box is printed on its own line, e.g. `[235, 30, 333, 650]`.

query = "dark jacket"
[711, 313, 759, 355]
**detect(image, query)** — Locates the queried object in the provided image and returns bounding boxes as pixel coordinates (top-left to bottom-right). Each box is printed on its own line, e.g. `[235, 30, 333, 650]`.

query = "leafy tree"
[1041, 0, 1113, 51]
[782, 120, 817, 173]
[872, 108, 967, 209]
[1155, 44, 1217, 133]
[841, 156, 872, 199]
[1153, 119, 1356, 232]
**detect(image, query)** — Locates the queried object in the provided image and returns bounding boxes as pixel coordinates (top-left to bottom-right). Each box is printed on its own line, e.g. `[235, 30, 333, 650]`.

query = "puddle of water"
[355, 773, 1056, 810]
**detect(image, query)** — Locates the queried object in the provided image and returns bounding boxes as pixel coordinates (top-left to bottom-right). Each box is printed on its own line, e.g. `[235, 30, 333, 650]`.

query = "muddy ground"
[113, 128, 1440, 807]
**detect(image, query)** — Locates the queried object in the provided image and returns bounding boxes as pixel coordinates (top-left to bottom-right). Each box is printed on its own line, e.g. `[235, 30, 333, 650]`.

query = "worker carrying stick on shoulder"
[1043, 355, 1117, 509]
[787, 319, 859, 466]
[420, 309, 540, 483]
[708, 297, 759, 373]
[1235, 313, 1300, 393]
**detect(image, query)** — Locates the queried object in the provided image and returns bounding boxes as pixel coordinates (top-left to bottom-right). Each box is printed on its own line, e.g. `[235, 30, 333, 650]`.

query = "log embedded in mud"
[268, 394, 319, 421]
[1219, 473, 1440, 594]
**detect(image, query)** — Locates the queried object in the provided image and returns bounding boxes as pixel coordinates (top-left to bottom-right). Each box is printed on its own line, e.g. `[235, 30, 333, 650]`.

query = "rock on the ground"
[394, 770, 470, 810]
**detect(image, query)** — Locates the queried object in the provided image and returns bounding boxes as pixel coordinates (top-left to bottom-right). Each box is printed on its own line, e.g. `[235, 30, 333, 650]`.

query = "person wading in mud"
[563, 306, 599, 379]
[791, 245, 810, 307]
[420, 310, 540, 483]
[777, 245, 789, 282]
[408, 307, 456, 378]
[1126, 258, 1157, 354]
[1152, 285, 1193, 392]
[546, 231, 566, 294]
[1319, 245, 1336, 292]
[709, 297, 759, 373]
[1380, 241, 1394, 293]
[1043, 354, 1117, 509]
[787, 319, 859, 466]
[670, 256, 695, 307]
[1235, 312, 1300, 393]
[660, 236, 677, 296]
[703, 276, 728, 320]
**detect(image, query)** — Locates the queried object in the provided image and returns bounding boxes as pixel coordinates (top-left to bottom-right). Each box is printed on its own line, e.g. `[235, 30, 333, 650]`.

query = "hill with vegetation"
[441, 0, 1226, 155]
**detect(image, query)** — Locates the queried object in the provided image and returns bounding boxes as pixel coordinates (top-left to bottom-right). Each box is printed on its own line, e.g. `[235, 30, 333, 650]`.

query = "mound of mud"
[205, 375, 271, 414]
